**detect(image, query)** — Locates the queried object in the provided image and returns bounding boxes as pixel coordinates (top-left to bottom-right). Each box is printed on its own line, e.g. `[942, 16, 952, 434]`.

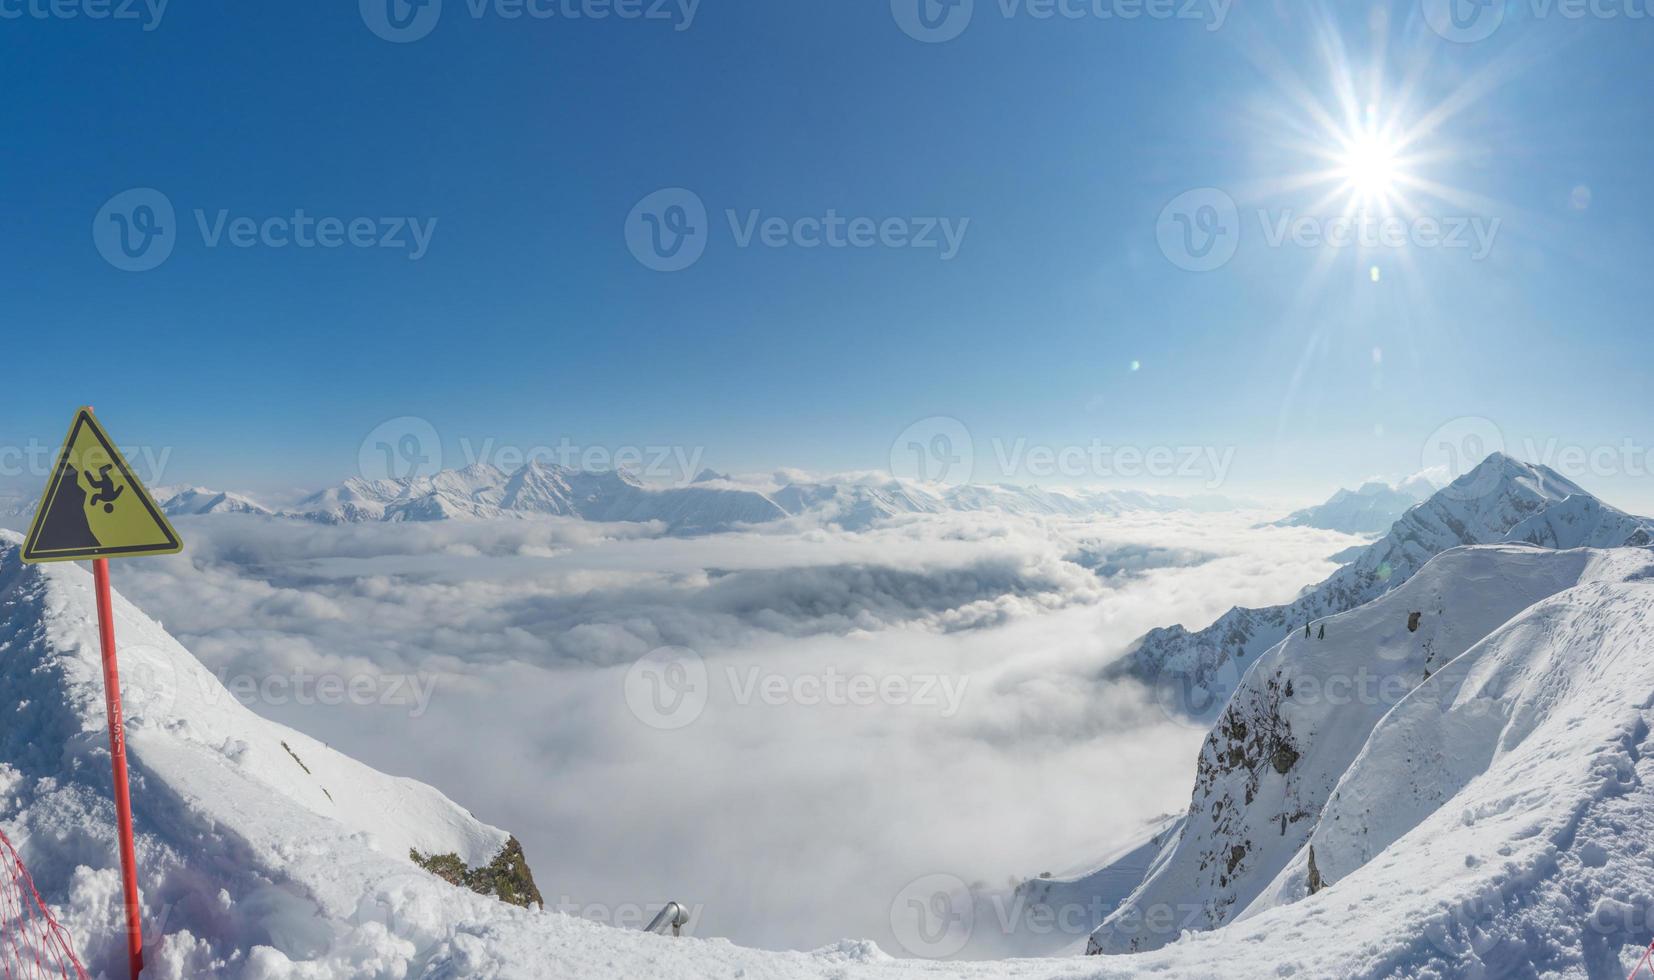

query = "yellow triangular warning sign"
[21, 408, 183, 563]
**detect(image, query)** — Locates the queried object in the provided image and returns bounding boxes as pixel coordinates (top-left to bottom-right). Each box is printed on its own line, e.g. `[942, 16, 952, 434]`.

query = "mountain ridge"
[1270, 478, 1435, 535]
[1118, 453, 1654, 695]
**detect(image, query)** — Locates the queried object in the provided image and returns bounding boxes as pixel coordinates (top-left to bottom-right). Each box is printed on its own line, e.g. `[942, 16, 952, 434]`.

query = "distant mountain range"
[283, 463, 789, 533]
[0, 464, 1249, 534]
[0, 485, 275, 525]
[1270, 476, 1439, 535]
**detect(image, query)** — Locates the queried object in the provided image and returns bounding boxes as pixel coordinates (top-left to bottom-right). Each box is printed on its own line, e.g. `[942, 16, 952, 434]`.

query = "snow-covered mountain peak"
[497, 459, 579, 515]
[1129, 453, 1650, 690]
[1439, 451, 1585, 508]
[155, 487, 273, 517]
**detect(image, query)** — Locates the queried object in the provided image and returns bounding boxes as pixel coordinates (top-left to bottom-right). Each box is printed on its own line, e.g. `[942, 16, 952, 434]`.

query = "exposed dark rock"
[412, 836, 544, 909]
[1271, 742, 1300, 775]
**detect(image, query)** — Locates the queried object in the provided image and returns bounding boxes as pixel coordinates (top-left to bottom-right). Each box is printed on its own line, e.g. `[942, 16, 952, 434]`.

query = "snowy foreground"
[4, 515, 1654, 976]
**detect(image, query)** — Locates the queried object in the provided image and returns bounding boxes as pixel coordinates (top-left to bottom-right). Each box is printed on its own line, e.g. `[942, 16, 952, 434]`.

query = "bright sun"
[1337, 131, 1403, 201]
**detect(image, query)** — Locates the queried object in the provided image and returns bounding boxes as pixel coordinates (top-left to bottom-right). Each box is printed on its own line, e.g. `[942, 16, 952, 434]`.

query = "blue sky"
[3, 1, 1652, 508]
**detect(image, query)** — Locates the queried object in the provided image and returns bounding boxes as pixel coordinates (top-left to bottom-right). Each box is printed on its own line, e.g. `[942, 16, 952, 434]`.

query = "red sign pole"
[92, 557, 144, 979]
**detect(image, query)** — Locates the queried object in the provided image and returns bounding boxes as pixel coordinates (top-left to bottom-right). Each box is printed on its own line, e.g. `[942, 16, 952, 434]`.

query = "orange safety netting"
[0, 829, 88, 980]
[1632, 939, 1654, 980]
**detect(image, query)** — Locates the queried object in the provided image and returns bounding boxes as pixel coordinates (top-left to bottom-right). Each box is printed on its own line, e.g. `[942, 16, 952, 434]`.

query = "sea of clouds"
[99, 508, 1362, 956]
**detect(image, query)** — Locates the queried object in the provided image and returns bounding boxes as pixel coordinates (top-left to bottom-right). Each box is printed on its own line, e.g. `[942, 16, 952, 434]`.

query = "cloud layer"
[107, 510, 1361, 955]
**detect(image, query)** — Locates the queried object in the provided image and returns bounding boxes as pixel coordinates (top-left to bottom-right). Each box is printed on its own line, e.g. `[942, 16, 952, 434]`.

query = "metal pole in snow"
[92, 556, 144, 979]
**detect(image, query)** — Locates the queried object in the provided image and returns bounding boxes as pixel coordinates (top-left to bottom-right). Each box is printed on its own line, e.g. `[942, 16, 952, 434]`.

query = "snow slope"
[0, 531, 531, 976]
[1089, 543, 1627, 952]
[1120, 454, 1654, 700]
[983, 815, 1184, 958]
[1089, 540, 1654, 977]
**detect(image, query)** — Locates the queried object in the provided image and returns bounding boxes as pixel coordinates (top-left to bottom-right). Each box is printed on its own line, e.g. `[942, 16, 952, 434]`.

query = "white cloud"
[109, 510, 1362, 955]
